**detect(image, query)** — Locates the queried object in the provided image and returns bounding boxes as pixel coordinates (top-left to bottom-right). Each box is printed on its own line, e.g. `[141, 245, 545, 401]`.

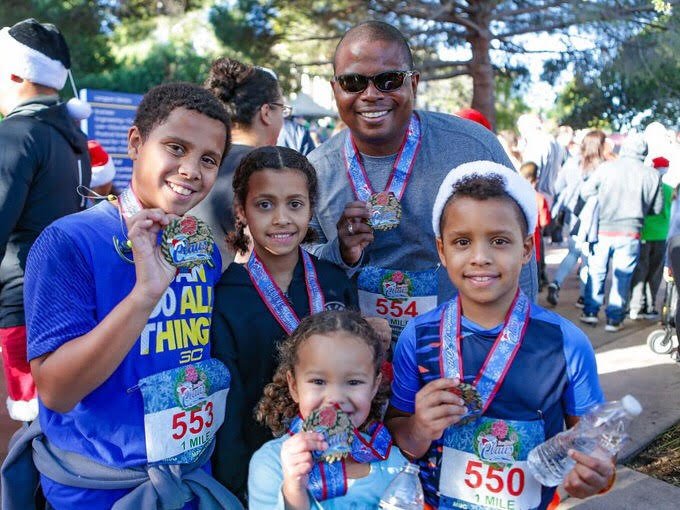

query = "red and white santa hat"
[88, 140, 116, 187]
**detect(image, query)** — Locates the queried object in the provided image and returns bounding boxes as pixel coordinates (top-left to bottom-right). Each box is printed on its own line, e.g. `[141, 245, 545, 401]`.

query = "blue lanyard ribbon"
[439, 291, 530, 414]
[245, 249, 325, 335]
[343, 113, 422, 202]
[288, 417, 393, 501]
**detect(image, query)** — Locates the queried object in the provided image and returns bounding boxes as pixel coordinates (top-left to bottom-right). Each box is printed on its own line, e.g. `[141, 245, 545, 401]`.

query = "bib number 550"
[464, 460, 525, 496]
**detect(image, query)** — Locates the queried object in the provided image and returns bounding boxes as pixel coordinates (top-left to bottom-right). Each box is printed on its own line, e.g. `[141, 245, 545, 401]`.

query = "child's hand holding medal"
[125, 208, 179, 303]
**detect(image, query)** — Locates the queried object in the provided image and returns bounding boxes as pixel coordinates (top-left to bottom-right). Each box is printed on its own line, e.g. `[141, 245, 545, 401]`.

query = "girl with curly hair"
[210, 147, 358, 502]
[249, 310, 406, 509]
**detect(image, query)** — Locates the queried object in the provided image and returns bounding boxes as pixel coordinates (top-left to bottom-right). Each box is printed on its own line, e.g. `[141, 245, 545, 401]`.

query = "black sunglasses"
[333, 70, 417, 94]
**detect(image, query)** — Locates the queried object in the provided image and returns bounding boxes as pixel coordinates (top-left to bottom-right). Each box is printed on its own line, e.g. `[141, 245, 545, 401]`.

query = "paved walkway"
[541, 246, 680, 509]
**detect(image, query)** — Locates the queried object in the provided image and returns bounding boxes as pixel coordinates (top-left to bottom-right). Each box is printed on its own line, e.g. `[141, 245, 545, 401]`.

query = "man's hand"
[337, 201, 373, 265]
[563, 449, 616, 499]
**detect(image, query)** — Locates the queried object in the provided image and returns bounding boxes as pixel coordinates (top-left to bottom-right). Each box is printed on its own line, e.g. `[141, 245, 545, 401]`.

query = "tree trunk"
[468, 29, 496, 131]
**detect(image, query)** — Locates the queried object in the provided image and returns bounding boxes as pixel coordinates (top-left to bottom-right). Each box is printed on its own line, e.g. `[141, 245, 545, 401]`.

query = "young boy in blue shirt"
[385, 161, 614, 509]
[18, 83, 241, 509]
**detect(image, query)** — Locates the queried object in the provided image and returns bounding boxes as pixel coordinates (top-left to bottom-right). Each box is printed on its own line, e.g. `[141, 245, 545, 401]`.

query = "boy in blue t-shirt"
[20, 83, 242, 509]
[385, 161, 613, 510]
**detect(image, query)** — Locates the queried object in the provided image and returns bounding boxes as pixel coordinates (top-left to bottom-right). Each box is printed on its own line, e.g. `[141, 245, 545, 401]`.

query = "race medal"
[303, 405, 354, 463]
[451, 382, 483, 425]
[367, 191, 402, 230]
[161, 215, 214, 269]
[344, 113, 421, 228]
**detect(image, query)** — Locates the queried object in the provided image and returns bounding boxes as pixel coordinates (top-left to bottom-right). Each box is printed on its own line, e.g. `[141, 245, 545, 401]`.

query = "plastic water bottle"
[527, 394, 642, 487]
[379, 463, 424, 510]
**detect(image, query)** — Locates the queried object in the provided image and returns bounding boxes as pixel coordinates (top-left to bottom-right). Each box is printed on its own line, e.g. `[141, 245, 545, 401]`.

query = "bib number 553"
[171, 402, 214, 440]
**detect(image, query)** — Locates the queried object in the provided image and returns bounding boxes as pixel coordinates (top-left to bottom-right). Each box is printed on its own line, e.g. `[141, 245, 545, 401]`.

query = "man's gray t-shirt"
[306, 110, 538, 326]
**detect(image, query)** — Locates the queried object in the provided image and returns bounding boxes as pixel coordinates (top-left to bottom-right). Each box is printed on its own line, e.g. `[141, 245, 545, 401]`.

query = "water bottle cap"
[621, 395, 642, 416]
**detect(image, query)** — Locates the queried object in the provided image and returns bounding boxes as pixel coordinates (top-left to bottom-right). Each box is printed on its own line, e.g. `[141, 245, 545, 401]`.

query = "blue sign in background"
[80, 89, 143, 192]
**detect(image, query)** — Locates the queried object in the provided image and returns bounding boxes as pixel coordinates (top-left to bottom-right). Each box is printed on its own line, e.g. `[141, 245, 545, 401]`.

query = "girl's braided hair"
[226, 146, 318, 255]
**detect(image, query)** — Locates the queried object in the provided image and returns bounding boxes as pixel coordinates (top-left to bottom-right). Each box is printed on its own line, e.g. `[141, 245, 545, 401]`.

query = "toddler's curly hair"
[254, 310, 388, 437]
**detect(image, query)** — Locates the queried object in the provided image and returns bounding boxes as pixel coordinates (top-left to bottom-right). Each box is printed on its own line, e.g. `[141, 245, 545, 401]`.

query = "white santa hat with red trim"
[432, 160, 538, 237]
[88, 140, 116, 187]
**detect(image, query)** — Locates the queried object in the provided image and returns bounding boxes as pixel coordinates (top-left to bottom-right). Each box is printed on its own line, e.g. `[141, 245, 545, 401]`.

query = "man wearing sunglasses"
[307, 21, 538, 342]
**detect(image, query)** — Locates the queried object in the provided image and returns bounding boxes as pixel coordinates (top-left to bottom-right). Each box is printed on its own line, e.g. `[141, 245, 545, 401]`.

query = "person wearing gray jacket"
[579, 132, 663, 331]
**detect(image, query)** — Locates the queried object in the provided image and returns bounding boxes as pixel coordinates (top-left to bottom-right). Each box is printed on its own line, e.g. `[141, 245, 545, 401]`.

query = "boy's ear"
[127, 126, 142, 160]
[436, 236, 447, 268]
[286, 370, 300, 404]
[522, 233, 534, 264]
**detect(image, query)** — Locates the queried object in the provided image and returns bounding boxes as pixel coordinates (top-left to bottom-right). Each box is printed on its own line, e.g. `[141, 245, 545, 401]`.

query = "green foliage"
[554, 9, 680, 130]
[79, 42, 215, 94]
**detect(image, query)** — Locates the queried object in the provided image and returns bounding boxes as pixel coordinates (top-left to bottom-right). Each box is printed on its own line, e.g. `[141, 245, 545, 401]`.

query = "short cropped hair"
[134, 82, 231, 155]
[333, 21, 414, 71]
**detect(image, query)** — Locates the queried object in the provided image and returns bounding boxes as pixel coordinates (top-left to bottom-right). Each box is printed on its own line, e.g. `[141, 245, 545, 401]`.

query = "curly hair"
[205, 57, 281, 126]
[254, 310, 388, 437]
[439, 173, 529, 237]
[226, 146, 319, 255]
[133, 82, 231, 156]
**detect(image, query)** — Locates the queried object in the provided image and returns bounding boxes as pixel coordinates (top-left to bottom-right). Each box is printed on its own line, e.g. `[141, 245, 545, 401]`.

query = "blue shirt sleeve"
[248, 438, 290, 510]
[560, 319, 605, 416]
[24, 225, 97, 360]
[389, 318, 421, 414]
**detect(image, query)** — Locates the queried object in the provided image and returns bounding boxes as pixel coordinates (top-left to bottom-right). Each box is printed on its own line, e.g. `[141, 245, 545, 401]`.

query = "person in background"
[629, 156, 673, 320]
[191, 57, 288, 269]
[520, 161, 552, 291]
[579, 133, 663, 332]
[87, 140, 117, 199]
[517, 113, 563, 200]
[0, 18, 91, 422]
[277, 116, 316, 155]
[547, 130, 607, 307]
[456, 107, 492, 131]
[498, 129, 522, 170]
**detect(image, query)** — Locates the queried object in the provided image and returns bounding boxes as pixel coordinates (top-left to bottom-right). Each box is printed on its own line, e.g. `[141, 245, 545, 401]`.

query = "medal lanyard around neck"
[439, 291, 530, 414]
[245, 249, 326, 335]
[343, 113, 422, 202]
[113, 186, 144, 264]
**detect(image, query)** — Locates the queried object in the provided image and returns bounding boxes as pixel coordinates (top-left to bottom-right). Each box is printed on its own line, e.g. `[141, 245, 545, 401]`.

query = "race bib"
[139, 359, 230, 464]
[357, 267, 438, 342]
[439, 417, 543, 510]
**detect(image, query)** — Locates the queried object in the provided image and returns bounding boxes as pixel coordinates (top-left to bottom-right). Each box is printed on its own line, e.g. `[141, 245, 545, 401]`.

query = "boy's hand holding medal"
[412, 378, 471, 442]
[125, 208, 178, 304]
[126, 211, 215, 304]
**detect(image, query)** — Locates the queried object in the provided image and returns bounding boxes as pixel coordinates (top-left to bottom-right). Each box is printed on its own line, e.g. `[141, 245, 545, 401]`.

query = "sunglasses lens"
[374, 71, 407, 91]
[337, 74, 369, 93]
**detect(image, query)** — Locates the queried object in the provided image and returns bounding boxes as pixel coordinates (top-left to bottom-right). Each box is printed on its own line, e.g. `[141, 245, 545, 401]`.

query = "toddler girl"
[249, 310, 406, 509]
